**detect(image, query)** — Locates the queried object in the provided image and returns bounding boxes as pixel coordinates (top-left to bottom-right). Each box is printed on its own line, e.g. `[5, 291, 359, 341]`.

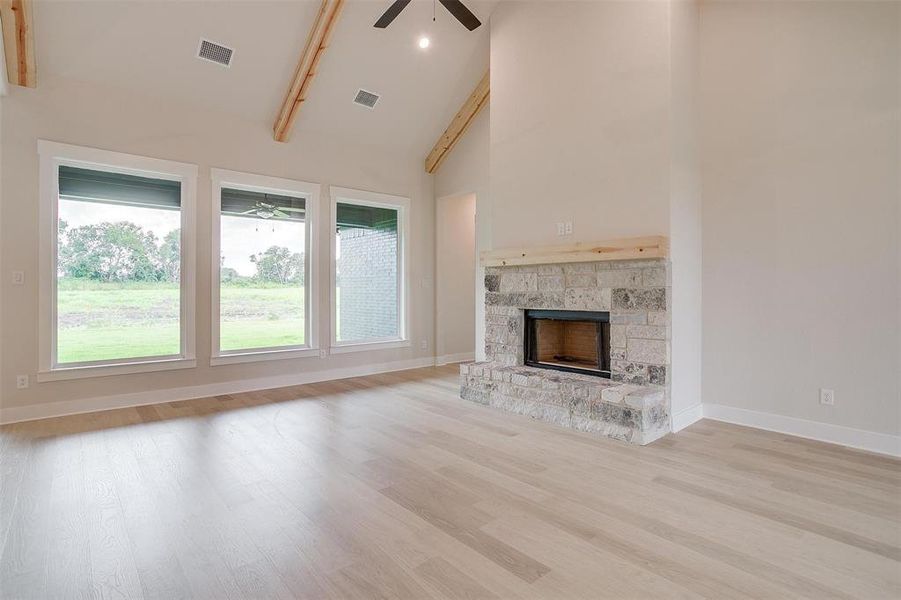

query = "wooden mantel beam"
[481, 236, 669, 267]
[273, 0, 344, 142]
[425, 69, 489, 174]
[1, 0, 35, 88]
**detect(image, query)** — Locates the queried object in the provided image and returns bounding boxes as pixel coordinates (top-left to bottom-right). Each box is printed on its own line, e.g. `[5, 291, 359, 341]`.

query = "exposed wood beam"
[0, 0, 35, 88]
[273, 0, 344, 142]
[481, 236, 669, 267]
[425, 69, 489, 174]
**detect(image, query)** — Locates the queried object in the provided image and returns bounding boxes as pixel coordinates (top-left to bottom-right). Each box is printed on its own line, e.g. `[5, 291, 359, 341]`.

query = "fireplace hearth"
[524, 310, 610, 377]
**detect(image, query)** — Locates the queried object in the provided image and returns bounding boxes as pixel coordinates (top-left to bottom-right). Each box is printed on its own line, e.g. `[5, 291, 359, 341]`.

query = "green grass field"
[57, 279, 306, 363]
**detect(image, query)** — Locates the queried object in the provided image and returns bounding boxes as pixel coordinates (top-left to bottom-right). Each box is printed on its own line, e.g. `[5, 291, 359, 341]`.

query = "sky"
[59, 200, 306, 277]
[221, 215, 304, 276]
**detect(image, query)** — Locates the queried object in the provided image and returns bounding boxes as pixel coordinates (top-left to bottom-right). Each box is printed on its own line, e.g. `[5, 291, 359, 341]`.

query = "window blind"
[58, 165, 181, 209]
[336, 202, 398, 230]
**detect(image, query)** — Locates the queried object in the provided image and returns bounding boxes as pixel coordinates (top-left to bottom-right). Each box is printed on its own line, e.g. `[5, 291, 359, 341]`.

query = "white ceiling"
[35, 0, 493, 156]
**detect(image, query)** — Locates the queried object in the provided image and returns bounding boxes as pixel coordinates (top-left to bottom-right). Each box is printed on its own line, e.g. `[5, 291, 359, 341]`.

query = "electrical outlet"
[16, 375, 29, 390]
[319, 349, 328, 359]
[420, 339, 428, 350]
[564, 222, 573, 235]
[11, 271, 24, 285]
[819, 388, 835, 406]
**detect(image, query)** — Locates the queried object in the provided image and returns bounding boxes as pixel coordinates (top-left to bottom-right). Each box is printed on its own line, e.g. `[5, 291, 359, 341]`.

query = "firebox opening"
[524, 310, 610, 377]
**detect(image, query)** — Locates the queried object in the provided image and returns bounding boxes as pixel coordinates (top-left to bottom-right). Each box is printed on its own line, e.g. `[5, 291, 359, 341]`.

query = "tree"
[59, 221, 161, 281]
[220, 267, 240, 282]
[250, 246, 304, 284]
[159, 229, 180, 282]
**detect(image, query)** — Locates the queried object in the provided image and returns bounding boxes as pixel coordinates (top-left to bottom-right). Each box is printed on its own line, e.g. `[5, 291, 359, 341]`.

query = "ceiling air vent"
[197, 39, 234, 67]
[353, 89, 380, 109]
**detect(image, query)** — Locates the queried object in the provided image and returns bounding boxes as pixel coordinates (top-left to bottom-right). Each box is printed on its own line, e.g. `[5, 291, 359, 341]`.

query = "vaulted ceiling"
[34, 0, 493, 156]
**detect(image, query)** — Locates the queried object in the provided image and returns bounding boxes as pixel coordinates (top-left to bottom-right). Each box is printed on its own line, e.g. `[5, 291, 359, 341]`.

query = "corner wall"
[434, 106, 490, 361]
[435, 193, 476, 363]
[669, 0, 703, 427]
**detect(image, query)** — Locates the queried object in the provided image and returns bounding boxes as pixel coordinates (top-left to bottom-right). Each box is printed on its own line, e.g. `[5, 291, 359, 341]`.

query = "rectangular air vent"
[197, 39, 234, 67]
[353, 89, 380, 109]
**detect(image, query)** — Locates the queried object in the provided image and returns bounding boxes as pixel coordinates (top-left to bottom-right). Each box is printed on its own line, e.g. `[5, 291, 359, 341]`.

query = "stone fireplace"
[460, 255, 671, 445]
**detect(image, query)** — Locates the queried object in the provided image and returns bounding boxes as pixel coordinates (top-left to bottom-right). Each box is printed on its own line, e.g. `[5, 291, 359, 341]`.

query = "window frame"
[37, 140, 198, 381]
[210, 169, 320, 366]
[329, 186, 411, 354]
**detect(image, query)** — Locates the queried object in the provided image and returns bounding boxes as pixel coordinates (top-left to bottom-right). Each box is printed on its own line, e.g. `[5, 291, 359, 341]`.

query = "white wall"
[489, 0, 672, 248]
[435, 193, 476, 362]
[700, 1, 900, 436]
[435, 106, 490, 360]
[669, 0, 703, 425]
[0, 76, 435, 415]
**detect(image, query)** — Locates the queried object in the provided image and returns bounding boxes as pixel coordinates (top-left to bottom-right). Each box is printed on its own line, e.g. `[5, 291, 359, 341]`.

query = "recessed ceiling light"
[418, 36, 430, 49]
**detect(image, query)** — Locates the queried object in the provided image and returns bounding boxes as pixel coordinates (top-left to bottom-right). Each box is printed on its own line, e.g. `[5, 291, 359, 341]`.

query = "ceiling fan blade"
[280, 207, 306, 213]
[438, 0, 481, 31]
[239, 209, 256, 215]
[374, 0, 412, 28]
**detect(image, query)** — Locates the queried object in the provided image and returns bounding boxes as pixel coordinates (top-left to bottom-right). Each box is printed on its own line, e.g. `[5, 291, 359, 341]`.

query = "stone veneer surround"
[460, 258, 672, 444]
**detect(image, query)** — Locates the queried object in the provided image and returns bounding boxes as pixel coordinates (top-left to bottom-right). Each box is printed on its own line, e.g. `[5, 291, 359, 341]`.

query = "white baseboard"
[701, 403, 901, 458]
[671, 403, 703, 432]
[435, 352, 475, 366]
[0, 357, 436, 425]
[6, 365, 899, 459]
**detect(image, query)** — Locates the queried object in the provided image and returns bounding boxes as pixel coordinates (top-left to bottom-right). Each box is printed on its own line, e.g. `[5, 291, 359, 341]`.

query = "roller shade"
[58, 165, 181, 209]
[336, 202, 398, 230]
[221, 187, 306, 222]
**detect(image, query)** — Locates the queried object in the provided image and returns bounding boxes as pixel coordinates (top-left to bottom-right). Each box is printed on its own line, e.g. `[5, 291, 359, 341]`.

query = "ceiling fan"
[374, 0, 482, 31]
[240, 200, 304, 220]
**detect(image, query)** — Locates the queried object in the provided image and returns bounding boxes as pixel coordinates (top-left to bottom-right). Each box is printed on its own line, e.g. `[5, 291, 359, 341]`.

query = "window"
[211, 170, 319, 364]
[38, 141, 197, 380]
[330, 187, 409, 352]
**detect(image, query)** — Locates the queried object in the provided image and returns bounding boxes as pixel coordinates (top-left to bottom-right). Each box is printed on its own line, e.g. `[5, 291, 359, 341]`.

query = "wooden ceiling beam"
[273, 0, 345, 142]
[0, 0, 35, 88]
[425, 69, 489, 174]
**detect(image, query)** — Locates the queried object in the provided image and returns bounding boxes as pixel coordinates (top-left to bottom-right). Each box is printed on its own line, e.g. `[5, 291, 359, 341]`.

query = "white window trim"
[329, 185, 411, 353]
[37, 140, 198, 382]
[210, 168, 320, 366]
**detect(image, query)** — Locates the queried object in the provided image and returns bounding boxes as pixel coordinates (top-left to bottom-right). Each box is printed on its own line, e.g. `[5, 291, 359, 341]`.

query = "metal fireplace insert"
[524, 309, 610, 378]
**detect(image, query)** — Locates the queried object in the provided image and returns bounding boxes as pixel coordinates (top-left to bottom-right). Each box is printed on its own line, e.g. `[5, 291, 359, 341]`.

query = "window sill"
[37, 357, 197, 382]
[328, 339, 411, 355]
[210, 347, 321, 366]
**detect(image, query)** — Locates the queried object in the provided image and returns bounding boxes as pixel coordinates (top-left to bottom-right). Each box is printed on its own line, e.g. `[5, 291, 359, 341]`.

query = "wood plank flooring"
[1, 365, 899, 599]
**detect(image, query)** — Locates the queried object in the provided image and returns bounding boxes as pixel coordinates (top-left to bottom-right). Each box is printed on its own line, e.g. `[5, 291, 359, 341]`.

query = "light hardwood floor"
[1, 365, 899, 599]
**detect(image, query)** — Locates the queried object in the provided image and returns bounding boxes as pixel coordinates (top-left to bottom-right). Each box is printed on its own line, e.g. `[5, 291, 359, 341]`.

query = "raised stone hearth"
[460, 363, 669, 444]
[460, 257, 671, 445]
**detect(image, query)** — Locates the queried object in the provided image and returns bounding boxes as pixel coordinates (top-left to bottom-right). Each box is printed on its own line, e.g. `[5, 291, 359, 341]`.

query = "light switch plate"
[11, 271, 24, 285]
